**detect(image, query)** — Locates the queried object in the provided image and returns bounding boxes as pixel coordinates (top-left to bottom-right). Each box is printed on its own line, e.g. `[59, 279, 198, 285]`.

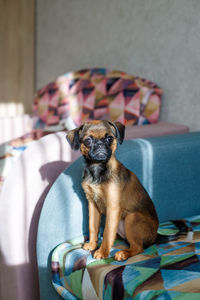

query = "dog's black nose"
[97, 141, 105, 149]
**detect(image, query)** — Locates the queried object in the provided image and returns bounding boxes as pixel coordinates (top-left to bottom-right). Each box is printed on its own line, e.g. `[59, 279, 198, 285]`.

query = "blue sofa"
[37, 132, 200, 300]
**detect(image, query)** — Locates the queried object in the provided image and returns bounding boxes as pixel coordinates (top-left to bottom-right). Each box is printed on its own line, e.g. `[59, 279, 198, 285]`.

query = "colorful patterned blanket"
[0, 70, 162, 193]
[52, 215, 200, 300]
[33, 69, 162, 128]
[0, 69, 163, 193]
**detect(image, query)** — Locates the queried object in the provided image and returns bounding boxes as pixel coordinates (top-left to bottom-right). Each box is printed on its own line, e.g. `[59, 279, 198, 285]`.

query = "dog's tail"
[156, 219, 189, 245]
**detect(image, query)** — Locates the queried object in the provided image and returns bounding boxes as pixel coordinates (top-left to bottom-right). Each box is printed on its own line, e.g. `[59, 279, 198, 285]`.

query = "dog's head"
[66, 120, 125, 163]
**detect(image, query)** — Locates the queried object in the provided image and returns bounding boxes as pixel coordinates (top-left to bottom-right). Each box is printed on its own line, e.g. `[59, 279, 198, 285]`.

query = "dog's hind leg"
[115, 212, 158, 261]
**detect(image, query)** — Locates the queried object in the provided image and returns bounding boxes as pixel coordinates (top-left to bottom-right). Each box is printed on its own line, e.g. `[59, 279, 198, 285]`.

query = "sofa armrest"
[0, 131, 80, 300]
[0, 114, 34, 144]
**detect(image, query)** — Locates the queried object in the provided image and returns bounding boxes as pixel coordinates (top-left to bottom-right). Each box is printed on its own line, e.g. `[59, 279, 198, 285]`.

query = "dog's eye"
[106, 135, 114, 144]
[83, 137, 93, 147]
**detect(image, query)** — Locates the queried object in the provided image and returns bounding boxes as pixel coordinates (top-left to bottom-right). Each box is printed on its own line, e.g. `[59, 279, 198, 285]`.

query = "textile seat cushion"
[51, 214, 200, 300]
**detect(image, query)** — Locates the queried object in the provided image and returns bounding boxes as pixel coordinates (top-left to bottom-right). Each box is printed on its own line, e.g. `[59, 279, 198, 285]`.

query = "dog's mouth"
[95, 151, 107, 160]
[89, 149, 111, 161]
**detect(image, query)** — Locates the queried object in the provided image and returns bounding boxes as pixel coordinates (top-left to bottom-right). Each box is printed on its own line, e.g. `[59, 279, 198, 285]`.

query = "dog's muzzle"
[89, 141, 112, 162]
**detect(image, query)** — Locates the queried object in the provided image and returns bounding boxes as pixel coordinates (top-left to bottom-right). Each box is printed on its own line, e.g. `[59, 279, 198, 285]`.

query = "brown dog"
[66, 120, 158, 261]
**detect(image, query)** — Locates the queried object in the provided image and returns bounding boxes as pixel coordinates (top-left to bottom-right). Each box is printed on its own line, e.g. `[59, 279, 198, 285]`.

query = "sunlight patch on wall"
[0, 111, 32, 144]
[0, 102, 25, 117]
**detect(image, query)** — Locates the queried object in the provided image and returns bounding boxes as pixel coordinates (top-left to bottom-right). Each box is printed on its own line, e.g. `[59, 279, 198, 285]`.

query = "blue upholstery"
[37, 132, 200, 300]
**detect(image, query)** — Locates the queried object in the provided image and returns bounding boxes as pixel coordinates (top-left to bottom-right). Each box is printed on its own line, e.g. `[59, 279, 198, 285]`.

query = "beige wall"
[0, 0, 35, 116]
[36, 0, 200, 131]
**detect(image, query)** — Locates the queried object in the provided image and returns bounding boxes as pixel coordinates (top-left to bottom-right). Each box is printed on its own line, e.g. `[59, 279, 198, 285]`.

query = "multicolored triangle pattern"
[52, 215, 200, 299]
[33, 68, 163, 128]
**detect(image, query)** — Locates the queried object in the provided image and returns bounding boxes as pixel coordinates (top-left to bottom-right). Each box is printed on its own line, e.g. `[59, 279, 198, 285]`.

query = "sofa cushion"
[51, 215, 200, 300]
[33, 68, 163, 129]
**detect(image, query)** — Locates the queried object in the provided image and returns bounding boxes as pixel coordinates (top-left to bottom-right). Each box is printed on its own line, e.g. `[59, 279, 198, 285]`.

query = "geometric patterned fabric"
[33, 68, 163, 129]
[51, 214, 200, 300]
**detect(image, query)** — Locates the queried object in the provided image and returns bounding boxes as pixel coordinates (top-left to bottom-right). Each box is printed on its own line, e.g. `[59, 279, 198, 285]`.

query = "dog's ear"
[66, 125, 83, 150]
[108, 121, 125, 144]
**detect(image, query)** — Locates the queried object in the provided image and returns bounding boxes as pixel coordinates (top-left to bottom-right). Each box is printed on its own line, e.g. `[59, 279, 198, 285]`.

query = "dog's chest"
[82, 182, 106, 214]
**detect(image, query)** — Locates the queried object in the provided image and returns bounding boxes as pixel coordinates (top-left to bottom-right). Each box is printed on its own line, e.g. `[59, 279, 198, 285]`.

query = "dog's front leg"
[83, 200, 101, 251]
[94, 206, 121, 259]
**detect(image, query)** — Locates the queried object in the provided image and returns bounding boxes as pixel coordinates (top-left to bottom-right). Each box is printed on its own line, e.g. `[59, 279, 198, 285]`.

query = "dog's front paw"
[115, 248, 139, 261]
[83, 241, 97, 251]
[93, 248, 109, 260]
[115, 250, 130, 261]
